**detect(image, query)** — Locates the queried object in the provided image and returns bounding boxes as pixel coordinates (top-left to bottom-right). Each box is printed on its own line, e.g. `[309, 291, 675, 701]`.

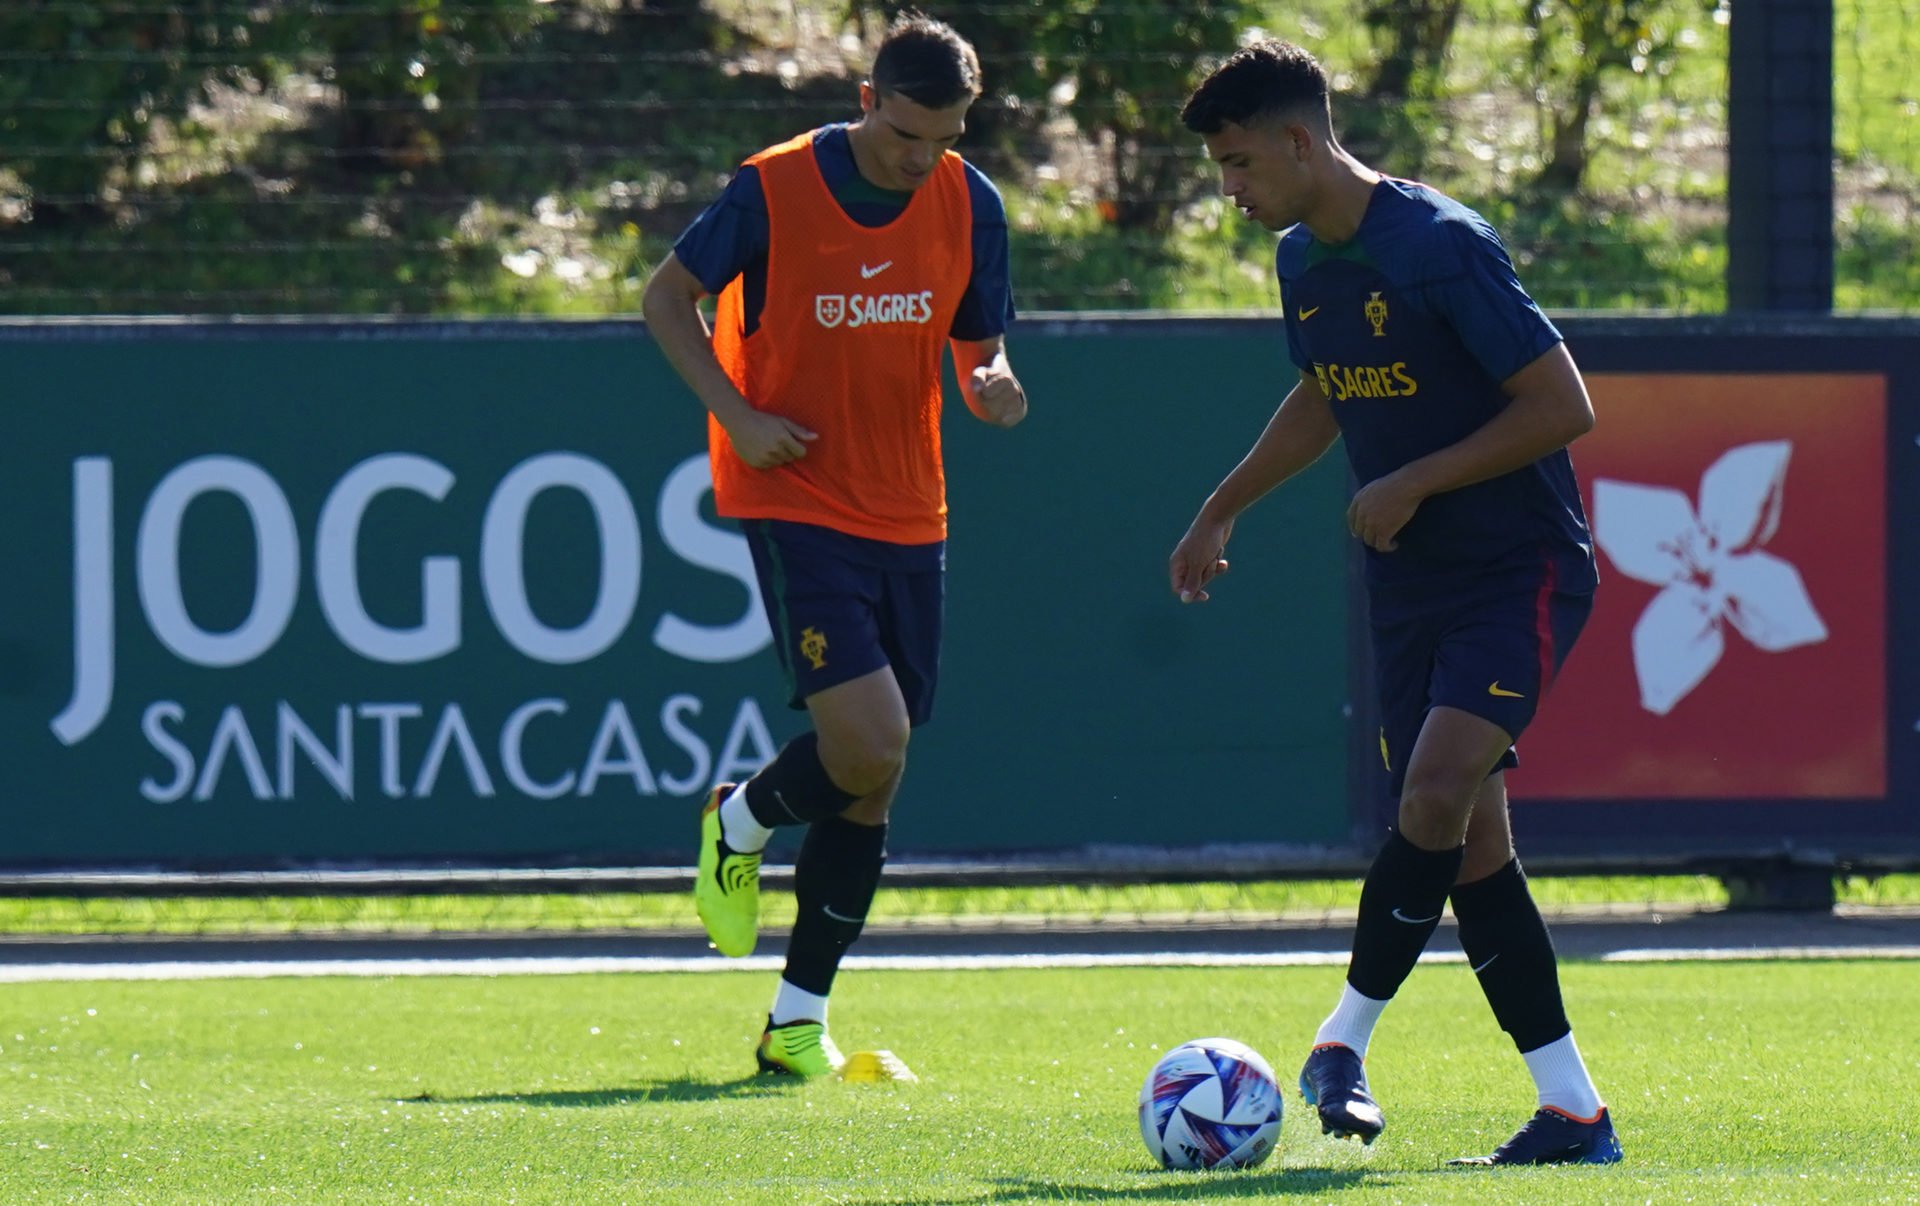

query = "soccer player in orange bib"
[641, 13, 1026, 1078]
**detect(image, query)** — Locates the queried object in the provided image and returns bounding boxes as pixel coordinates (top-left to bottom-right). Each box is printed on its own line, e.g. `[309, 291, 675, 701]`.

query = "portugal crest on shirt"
[1365, 291, 1389, 337]
[814, 294, 846, 329]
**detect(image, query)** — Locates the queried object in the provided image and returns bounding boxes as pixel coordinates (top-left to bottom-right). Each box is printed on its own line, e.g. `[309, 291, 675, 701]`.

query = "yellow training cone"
[839, 1050, 918, 1083]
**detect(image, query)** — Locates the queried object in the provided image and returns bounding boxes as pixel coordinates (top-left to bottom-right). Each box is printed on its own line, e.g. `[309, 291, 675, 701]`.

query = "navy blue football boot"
[1448, 1106, 1623, 1166]
[1298, 1043, 1385, 1143]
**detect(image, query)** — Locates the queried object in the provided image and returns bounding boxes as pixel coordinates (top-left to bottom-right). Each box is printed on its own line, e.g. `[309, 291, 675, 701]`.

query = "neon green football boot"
[694, 783, 760, 957]
[756, 1018, 846, 1077]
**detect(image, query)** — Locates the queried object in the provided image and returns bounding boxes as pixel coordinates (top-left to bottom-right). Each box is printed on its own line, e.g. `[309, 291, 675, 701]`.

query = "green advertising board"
[0, 319, 1352, 869]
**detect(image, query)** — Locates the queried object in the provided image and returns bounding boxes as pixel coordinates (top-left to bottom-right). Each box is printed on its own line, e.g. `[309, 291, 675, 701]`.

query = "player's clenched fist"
[969, 364, 1028, 427]
[724, 410, 818, 469]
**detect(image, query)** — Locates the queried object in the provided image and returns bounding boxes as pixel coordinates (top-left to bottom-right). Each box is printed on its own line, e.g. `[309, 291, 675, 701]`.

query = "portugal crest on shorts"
[799, 626, 829, 670]
[814, 294, 846, 329]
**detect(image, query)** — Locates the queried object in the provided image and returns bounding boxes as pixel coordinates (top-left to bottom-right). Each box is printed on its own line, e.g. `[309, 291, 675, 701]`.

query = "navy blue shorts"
[1371, 569, 1592, 798]
[741, 519, 945, 727]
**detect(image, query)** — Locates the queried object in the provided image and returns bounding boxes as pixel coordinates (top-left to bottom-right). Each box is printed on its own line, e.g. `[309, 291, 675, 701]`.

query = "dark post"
[1726, 0, 1835, 311]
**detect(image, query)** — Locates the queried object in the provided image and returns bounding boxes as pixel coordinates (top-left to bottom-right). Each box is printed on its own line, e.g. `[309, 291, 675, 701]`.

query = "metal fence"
[0, 0, 1913, 316]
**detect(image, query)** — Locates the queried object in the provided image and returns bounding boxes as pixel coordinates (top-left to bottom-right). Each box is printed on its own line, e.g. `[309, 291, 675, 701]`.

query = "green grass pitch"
[1, 959, 1914, 1202]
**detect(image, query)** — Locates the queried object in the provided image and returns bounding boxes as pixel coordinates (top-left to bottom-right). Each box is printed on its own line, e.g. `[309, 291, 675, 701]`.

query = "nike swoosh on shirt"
[860, 260, 894, 279]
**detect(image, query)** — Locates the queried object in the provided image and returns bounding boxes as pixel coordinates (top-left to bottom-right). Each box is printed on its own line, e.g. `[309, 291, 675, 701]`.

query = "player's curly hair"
[871, 12, 983, 109]
[1181, 39, 1330, 134]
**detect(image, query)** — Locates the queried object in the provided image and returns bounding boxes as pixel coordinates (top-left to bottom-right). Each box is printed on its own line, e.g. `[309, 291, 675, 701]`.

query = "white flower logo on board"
[1593, 440, 1827, 716]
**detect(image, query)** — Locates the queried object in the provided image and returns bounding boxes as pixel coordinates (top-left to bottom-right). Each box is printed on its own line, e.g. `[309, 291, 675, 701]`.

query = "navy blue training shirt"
[672, 124, 1014, 342]
[1278, 178, 1597, 597]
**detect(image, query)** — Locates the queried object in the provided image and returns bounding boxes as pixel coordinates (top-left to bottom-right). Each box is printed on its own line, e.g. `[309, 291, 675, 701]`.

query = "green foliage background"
[0, 0, 1914, 316]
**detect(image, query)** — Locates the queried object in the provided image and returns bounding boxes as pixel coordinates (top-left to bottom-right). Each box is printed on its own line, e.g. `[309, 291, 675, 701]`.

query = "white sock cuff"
[1522, 1032, 1604, 1118]
[770, 979, 830, 1027]
[1313, 983, 1390, 1058]
[718, 783, 770, 854]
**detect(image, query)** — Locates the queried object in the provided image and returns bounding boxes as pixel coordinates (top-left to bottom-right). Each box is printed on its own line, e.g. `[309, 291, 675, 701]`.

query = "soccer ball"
[1138, 1037, 1282, 1171]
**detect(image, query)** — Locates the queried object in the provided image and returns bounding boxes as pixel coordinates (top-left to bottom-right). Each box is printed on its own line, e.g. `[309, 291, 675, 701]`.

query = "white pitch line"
[1599, 945, 1920, 962]
[0, 952, 1362, 982]
[0, 945, 1912, 983]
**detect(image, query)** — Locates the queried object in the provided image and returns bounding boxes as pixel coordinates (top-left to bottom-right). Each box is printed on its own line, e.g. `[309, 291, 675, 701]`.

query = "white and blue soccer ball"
[1138, 1037, 1283, 1171]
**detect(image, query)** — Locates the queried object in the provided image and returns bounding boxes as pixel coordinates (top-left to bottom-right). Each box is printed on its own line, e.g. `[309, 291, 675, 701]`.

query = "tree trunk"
[1537, 72, 1600, 192]
[1365, 0, 1464, 101]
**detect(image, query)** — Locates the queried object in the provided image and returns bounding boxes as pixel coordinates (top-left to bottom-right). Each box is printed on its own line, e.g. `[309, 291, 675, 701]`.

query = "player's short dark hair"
[1181, 39, 1330, 134]
[870, 12, 982, 109]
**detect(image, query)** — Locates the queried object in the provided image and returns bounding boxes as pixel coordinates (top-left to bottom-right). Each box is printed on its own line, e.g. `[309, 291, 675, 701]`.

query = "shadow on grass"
[397, 1076, 800, 1107]
[967, 1168, 1370, 1201]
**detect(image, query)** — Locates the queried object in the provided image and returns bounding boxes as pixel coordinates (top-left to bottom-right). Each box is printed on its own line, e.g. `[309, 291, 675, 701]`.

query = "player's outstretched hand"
[1169, 514, 1234, 604]
[725, 410, 818, 469]
[969, 365, 1028, 427]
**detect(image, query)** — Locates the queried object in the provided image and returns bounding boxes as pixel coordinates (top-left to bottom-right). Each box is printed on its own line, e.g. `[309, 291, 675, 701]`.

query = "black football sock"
[1345, 829, 1463, 1000]
[1450, 858, 1572, 1052]
[743, 732, 862, 828]
[782, 816, 888, 997]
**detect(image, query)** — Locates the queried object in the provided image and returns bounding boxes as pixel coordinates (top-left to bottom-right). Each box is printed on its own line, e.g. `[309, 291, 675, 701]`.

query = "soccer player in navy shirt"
[1168, 40, 1622, 1167]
